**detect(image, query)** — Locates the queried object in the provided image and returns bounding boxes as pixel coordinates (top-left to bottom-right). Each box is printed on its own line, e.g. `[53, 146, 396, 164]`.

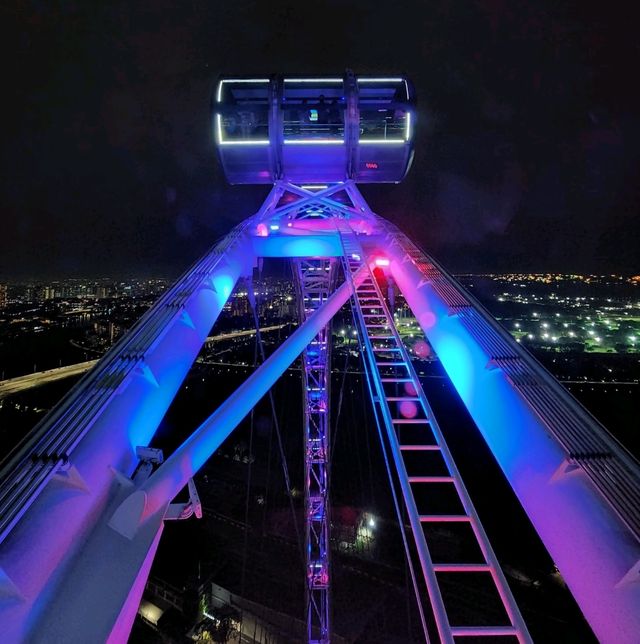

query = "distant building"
[96, 286, 109, 299]
[230, 294, 249, 317]
[0, 283, 7, 309]
[40, 285, 55, 301]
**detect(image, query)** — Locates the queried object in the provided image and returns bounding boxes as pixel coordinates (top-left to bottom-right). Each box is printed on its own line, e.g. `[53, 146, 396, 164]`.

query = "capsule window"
[358, 79, 410, 143]
[359, 108, 409, 142]
[283, 80, 345, 142]
[216, 80, 270, 143]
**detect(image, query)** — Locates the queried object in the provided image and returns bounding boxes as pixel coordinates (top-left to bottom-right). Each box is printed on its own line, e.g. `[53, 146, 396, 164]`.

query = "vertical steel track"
[294, 258, 336, 644]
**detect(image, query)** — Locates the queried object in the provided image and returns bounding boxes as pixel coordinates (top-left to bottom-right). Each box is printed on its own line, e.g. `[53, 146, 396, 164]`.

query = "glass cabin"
[213, 73, 415, 184]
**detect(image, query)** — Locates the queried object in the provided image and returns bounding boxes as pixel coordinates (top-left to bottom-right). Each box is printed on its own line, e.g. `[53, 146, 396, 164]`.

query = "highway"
[0, 360, 98, 399]
[0, 324, 291, 399]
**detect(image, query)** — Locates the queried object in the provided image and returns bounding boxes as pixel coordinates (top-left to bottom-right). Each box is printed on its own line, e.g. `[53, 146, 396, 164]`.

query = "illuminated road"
[0, 360, 98, 399]
[4, 319, 634, 400]
[0, 324, 291, 399]
[202, 323, 291, 344]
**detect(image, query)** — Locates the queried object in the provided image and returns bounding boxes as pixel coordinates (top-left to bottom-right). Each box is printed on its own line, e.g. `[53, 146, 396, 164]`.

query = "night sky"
[2, 1, 639, 278]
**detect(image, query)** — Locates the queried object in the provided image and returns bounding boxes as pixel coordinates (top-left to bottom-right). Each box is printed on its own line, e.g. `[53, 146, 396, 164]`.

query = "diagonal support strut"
[109, 266, 367, 539]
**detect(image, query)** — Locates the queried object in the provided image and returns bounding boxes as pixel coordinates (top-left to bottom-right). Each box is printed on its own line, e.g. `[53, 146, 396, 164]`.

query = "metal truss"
[294, 258, 336, 644]
[248, 180, 373, 230]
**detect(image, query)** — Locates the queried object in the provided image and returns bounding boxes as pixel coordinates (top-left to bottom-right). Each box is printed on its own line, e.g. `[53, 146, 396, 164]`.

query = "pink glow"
[404, 381, 418, 396]
[419, 311, 437, 329]
[288, 218, 370, 233]
[374, 257, 390, 267]
[414, 340, 431, 358]
[256, 223, 268, 237]
[399, 400, 418, 418]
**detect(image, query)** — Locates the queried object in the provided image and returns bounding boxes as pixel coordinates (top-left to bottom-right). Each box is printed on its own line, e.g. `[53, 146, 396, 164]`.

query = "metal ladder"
[339, 229, 531, 644]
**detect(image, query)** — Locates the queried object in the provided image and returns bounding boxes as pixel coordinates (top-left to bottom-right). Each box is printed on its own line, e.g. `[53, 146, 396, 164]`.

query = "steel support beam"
[294, 258, 335, 644]
[0, 225, 253, 643]
[110, 265, 365, 538]
[15, 265, 364, 644]
[381, 231, 640, 643]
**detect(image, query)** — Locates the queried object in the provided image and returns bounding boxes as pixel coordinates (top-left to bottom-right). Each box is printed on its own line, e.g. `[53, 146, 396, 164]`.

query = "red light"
[365, 162, 378, 169]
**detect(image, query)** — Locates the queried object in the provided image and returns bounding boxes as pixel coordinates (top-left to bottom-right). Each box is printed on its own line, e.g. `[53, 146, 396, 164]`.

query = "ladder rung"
[392, 419, 429, 424]
[373, 347, 401, 352]
[450, 626, 518, 637]
[366, 324, 389, 328]
[375, 361, 407, 367]
[381, 378, 412, 382]
[387, 396, 420, 400]
[433, 563, 491, 572]
[400, 445, 440, 453]
[419, 514, 471, 522]
[369, 335, 394, 340]
[408, 475, 454, 483]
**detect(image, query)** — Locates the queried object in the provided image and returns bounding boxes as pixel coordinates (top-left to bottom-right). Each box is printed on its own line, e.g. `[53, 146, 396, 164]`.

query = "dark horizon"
[2, 1, 639, 279]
